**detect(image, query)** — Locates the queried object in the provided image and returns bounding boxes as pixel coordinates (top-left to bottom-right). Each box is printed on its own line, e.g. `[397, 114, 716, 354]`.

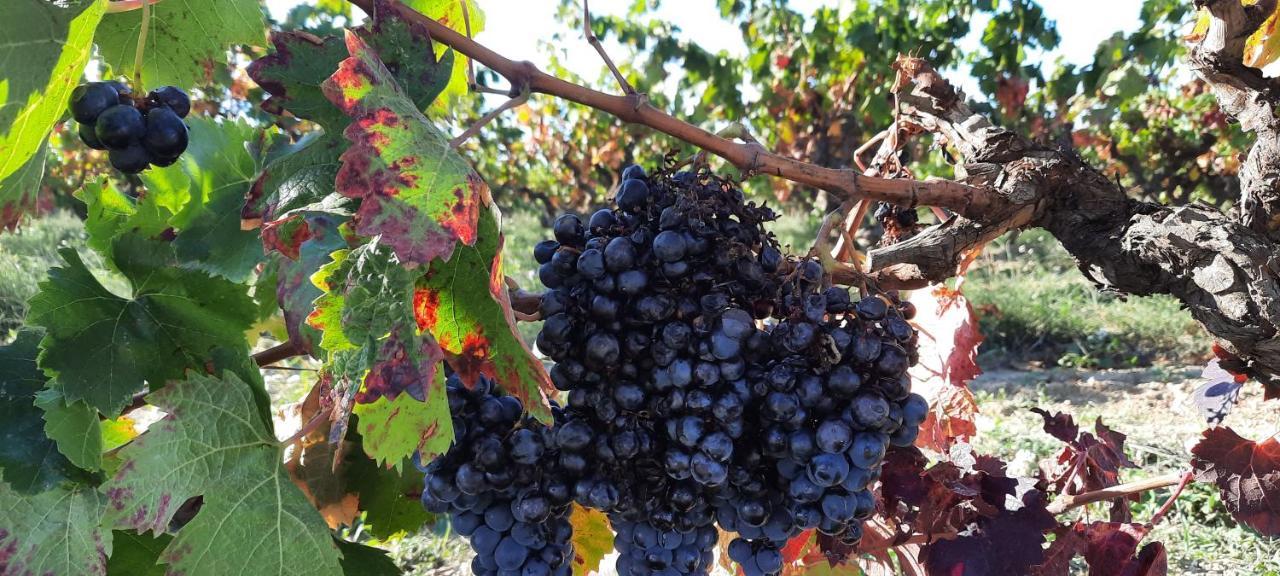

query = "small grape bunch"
[68, 81, 191, 174]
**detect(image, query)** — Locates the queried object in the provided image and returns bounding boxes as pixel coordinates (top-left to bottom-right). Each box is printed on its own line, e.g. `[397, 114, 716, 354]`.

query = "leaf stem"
[132, 0, 152, 86]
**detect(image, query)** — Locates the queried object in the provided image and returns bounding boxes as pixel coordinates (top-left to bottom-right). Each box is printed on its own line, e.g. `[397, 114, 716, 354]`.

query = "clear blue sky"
[265, 0, 1148, 96]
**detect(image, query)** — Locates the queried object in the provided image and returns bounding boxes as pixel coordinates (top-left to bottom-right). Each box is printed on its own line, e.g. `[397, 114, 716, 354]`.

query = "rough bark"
[879, 57, 1280, 383]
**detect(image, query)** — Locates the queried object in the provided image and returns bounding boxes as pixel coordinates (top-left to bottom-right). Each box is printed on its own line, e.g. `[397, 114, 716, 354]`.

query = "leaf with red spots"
[99, 371, 342, 575]
[907, 285, 984, 453]
[307, 242, 454, 466]
[276, 214, 348, 354]
[321, 29, 480, 267]
[1191, 426, 1280, 536]
[248, 3, 456, 258]
[568, 504, 612, 576]
[248, 1, 454, 130]
[415, 207, 555, 424]
[351, 326, 454, 467]
[0, 481, 111, 576]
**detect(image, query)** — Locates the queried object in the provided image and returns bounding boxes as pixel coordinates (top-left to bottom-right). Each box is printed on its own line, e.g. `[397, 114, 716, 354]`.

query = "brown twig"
[451, 88, 530, 148]
[253, 341, 305, 367]
[582, 0, 636, 95]
[1046, 472, 1188, 515]
[345, 0, 1002, 219]
[1149, 470, 1196, 526]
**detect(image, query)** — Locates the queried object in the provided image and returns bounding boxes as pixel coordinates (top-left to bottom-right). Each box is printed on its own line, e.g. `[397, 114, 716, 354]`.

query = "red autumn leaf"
[1031, 408, 1080, 444]
[1033, 522, 1166, 576]
[1190, 426, 1280, 536]
[921, 490, 1057, 576]
[1035, 409, 1136, 519]
[1081, 522, 1150, 575]
[908, 286, 984, 453]
[1031, 526, 1086, 576]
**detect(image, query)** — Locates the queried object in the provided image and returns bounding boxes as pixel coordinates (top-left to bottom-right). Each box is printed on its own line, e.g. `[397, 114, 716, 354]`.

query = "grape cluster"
[420, 375, 574, 576]
[68, 81, 190, 173]
[423, 164, 929, 576]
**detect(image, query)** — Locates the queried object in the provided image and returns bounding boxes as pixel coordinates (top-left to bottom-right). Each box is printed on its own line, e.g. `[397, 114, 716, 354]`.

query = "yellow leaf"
[1245, 2, 1280, 69]
[569, 504, 613, 576]
[1185, 9, 1211, 42]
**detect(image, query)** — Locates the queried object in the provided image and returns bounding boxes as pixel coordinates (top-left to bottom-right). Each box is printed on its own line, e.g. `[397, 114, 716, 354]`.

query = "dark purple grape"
[69, 82, 119, 123]
[95, 104, 145, 149]
[141, 106, 187, 159]
[78, 122, 106, 150]
[147, 85, 191, 118]
[108, 142, 150, 174]
[616, 178, 650, 212]
[553, 214, 584, 245]
[621, 164, 646, 181]
[534, 240, 559, 264]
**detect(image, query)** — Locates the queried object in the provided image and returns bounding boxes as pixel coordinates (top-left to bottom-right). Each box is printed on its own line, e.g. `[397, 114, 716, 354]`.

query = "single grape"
[95, 104, 145, 149]
[147, 85, 191, 118]
[108, 142, 150, 174]
[69, 82, 119, 123]
[78, 122, 106, 150]
[141, 106, 188, 159]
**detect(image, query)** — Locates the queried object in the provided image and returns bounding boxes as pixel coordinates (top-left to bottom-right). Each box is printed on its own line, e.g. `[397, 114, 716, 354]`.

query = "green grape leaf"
[141, 118, 265, 282]
[337, 540, 402, 576]
[414, 208, 554, 423]
[101, 372, 343, 576]
[35, 384, 103, 472]
[309, 243, 453, 466]
[105, 531, 172, 576]
[25, 235, 256, 416]
[309, 242, 418, 353]
[0, 0, 105, 226]
[403, 0, 484, 104]
[568, 504, 613, 576]
[76, 179, 176, 255]
[94, 0, 266, 89]
[0, 330, 96, 493]
[347, 449, 432, 540]
[276, 214, 348, 353]
[322, 29, 481, 267]
[0, 481, 111, 576]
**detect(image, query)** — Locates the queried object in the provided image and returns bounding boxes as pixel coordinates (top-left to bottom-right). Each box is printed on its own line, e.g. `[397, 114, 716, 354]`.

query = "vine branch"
[253, 341, 304, 367]
[1045, 471, 1188, 515]
[345, 0, 1003, 220]
[582, 0, 636, 95]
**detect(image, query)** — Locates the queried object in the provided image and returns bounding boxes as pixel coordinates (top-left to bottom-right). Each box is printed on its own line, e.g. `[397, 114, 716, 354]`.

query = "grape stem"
[105, 0, 161, 14]
[344, 0, 1003, 221]
[132, 0, 151, 86]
